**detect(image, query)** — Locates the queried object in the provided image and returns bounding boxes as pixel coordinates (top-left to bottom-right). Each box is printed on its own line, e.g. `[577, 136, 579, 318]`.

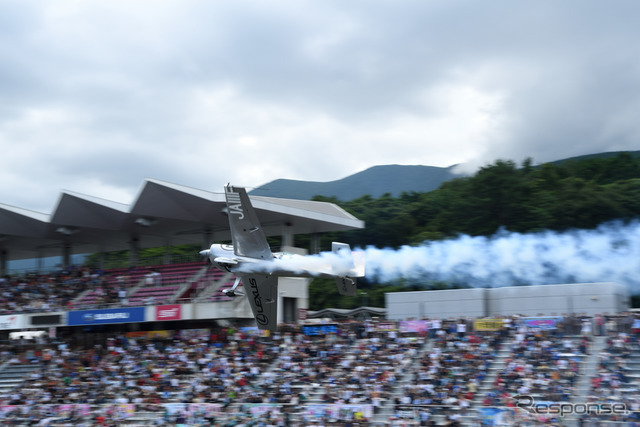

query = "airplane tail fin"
[332, 242, 365, 296]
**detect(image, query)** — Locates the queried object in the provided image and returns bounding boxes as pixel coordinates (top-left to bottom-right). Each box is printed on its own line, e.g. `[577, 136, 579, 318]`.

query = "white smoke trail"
[363, 220, 640, 291]
[236, 251, 357, 277]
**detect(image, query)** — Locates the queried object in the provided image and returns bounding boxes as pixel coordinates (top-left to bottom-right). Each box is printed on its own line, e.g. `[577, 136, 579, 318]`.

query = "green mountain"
[250, 151, 640, 201]
[249, 164, 466, 200]
[549, 150, 640, 164]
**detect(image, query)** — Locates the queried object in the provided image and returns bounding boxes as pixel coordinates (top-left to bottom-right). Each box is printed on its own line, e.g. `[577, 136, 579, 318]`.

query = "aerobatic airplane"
[200, 185, 365, 331]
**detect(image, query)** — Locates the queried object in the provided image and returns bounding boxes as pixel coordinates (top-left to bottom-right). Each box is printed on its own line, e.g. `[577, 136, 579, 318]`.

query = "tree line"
[311, 153, 640, 249]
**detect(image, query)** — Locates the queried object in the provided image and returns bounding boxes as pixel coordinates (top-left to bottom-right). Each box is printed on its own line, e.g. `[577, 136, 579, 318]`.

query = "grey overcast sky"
[1, 1, 640, 212]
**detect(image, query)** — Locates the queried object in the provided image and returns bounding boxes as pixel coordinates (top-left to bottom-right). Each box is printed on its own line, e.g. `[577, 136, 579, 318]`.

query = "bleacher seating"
[0, 262, 239, 313]
[0, 269, 93, 314]
[69, 266, 149, 308]
[206, 278, 235, 302]
[482, 331, 586, 407]
[70, 262, 205, 308]
[198, 267, 230, 299]
[2, 268, 639, 426]
[126, 284, 182, 305]
[0, 316, 638, 425]
[581, 333, 640, 424]
[0, 322, 405, 424]
[401, 326, 500, 415]
[125, 262, 203, 305]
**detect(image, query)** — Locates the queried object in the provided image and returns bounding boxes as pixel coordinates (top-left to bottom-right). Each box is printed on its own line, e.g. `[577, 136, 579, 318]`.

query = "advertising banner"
[478, 407, 516, 426]
[305, 404, 373, 420]
[246, 404, 281, 416]
[163, 403, 222, 416]
[0, 404, 91, 417]
[125, 330, 173, 339]
[474, 319, 505, 331]
[68, 307, 145, 326]
[53, 404, 92, 416]
[104, 404, 136, 418]
[376, 322, 398, 331]
[179, 329, 210, 341]
[523, 316, 563, 330]
[301, 324, 339, 336]
[0, 403, 221, 419]
[399, 320, 428, 333]
[0, 315, 24, 330]
[240, 327, 271, 338]
[156, 304, 181, 321]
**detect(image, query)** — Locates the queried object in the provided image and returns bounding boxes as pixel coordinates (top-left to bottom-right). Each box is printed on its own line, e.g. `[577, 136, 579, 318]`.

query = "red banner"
[156, 304, 181, 321]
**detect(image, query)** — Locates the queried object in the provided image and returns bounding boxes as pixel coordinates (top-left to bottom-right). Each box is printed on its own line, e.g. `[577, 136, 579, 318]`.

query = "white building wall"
[278, 276, 309, 323]
[193, 298, 254, 320]
[386, 282, 630, 320]
[488, 282, 629, 316]
[386, 288, 487, 320]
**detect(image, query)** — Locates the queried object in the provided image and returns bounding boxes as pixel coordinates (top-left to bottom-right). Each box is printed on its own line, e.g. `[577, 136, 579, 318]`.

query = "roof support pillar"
[282, 223, 294, 248]
[97, 249, 105, 270]
[62, 242, 71, 268]
[37, 248, 44, 273]
[164, 237, 172, 265]
[0, 249, 6, 276]
[202, 228, 211, 251]
[310, 234, 320, 254]
[129, 235, 140, 267]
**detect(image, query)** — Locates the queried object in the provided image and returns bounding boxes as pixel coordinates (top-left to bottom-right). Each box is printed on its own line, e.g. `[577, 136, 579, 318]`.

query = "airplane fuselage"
[203, 243, 354, 279]
[198, 184, 364, 330]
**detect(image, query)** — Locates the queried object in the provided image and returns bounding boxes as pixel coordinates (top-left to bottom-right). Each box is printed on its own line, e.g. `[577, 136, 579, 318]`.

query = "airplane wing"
[241, 274, 278, 331]
[224, 185, 273, 260]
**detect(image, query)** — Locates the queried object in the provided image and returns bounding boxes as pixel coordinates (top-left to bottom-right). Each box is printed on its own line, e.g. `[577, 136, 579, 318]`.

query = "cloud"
[364, 220, 640, 291]
[1, 1, 640, 211]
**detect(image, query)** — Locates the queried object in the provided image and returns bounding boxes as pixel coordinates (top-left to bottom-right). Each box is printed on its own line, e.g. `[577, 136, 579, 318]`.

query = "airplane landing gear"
[222, 276, 243, 297]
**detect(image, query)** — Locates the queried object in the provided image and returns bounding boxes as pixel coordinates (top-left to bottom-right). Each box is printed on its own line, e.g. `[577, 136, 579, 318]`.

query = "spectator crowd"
[0, 266, 640, 425]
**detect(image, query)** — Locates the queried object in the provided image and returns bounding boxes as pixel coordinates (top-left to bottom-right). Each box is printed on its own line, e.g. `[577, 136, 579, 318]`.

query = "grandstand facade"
[0, 178, 364, 336]
[0, 178, 364, 274]
[0, 261, 304, 339]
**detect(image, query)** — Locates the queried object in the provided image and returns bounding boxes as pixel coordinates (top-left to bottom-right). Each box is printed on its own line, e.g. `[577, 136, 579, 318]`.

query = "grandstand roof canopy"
[0, 179, 365, 262]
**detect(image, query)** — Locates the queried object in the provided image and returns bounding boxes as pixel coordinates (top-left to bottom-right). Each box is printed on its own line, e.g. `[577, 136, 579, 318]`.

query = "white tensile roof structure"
[0, 179, 364, 271]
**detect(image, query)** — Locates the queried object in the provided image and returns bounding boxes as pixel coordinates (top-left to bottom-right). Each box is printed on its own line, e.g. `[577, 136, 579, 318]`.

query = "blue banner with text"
[68, 307, 145, 326]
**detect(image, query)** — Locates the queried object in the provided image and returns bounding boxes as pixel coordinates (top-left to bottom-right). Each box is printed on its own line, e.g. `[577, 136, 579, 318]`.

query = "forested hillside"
[307, 152, 640, 309]
[310, 153, 640, 249]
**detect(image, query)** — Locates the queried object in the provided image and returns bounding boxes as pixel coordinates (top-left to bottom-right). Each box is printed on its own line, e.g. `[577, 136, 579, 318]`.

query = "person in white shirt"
[457, 321, 467, 338]
[430, 318, 441, 339]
